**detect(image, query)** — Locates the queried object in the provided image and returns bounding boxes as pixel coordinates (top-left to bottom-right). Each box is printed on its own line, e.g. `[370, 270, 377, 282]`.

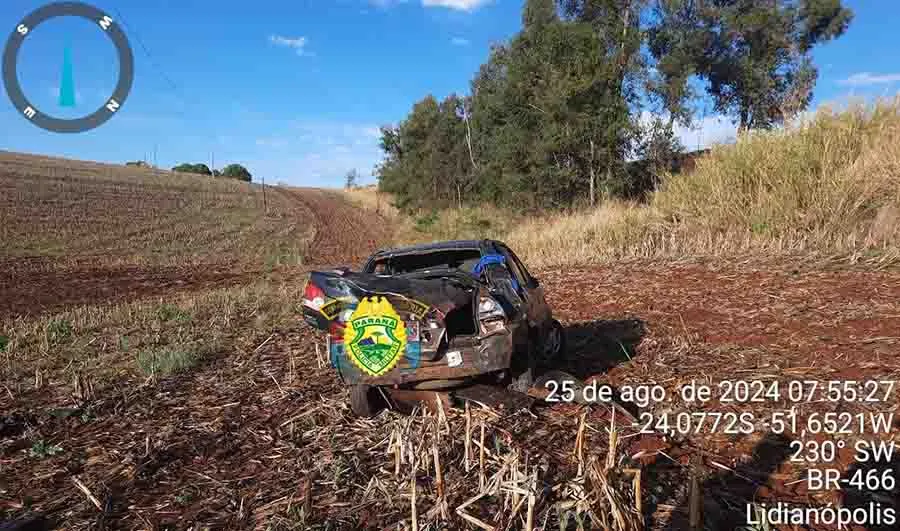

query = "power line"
[107, 5, 181, 95]
[107, 5, 220, 168]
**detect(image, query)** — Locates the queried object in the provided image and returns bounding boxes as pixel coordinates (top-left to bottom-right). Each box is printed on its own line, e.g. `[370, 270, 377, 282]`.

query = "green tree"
[191, 163, 212, 175]
[375, 0, 852, 210]
[631, 115, 684, 194]
[523, 0, 558, 30]
[649, 0, 852, 130]
[172, 163, 212, 175]
[468, 5, 634, 207]
[221, 164, 252, 182]
[645, 0, 702, 129]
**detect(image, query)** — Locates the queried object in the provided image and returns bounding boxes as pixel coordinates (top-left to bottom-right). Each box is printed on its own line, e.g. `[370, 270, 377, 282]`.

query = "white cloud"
[422, 0, 491, 10]
[838, 72, 900, 87]
[269, 34, 311, 56]
[451, 37, 470, 46]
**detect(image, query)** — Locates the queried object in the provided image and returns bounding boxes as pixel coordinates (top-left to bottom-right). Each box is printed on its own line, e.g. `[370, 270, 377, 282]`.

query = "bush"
[414, 211, 438, 232]
[155, 303, 191, 323]
[221, 164, 252, 182]
[172, 163, 212, 175]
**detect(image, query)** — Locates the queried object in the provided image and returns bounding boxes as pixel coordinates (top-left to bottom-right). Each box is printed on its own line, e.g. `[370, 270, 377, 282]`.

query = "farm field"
[1, 151, 899, 530]
[0, 151, 388, 316]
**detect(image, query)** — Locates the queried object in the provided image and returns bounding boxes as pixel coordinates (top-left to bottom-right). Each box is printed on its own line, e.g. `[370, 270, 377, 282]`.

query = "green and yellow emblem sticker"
[343, 296, 407, 376]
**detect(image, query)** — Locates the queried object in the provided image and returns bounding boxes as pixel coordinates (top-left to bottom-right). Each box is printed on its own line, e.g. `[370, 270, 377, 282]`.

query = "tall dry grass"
[509, 99, 900, 267]
[339, 187, 518, 246]
[339, 185, 400, 219]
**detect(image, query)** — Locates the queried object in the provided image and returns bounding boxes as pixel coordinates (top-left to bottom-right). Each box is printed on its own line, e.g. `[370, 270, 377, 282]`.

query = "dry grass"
[0, 281, 302, 399]
[392, 205, 518, 246]
[507, 99, 900, 267]
[0, 151, 316, 269]
[344, 187, 519, 247]
[339, 185, 400, 219]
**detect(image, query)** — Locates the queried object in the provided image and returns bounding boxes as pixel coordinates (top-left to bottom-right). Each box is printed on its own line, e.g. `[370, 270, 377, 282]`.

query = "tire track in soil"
[274, 187, 391, 266]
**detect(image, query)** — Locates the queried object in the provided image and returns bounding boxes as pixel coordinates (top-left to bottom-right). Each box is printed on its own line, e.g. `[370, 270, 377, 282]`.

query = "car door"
[495, 243, 552, 329]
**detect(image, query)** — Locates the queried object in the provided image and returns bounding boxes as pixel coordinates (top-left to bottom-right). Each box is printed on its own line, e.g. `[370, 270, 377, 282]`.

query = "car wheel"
[541, 319, 566, 363]
[349, 384, 384, 418]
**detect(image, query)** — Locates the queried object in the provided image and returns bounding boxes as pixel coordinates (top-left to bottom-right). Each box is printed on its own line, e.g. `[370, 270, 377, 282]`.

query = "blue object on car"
[471, 254, 518, 291]
[471, 254, 506, 276]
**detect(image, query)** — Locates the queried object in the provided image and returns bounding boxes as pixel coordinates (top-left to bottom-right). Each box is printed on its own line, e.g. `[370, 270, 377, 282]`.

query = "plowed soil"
[0, 186, 391, 318]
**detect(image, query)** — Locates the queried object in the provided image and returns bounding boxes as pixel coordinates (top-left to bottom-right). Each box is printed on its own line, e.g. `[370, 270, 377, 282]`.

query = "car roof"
[369, 239, 497, 260]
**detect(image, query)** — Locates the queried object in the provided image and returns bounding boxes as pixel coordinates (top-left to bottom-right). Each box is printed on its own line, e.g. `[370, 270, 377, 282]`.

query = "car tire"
[349, 384, 384, 418]
[538, 319, 566, 367]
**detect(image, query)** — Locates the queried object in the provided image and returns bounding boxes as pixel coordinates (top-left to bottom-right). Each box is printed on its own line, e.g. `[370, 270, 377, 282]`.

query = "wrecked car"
[300, 239, 565, 416]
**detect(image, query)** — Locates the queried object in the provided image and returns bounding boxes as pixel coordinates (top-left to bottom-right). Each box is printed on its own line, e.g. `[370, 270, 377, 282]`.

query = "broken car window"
[371, 249, 482, 275]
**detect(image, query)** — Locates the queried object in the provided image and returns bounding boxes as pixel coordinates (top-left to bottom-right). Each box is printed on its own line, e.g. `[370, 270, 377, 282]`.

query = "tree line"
[377, 0, 852, 211]
[172, 163, 253, 182]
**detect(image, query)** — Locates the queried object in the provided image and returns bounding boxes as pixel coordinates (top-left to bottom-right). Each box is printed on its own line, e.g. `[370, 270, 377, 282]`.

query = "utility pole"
[262, 176, 268, 215]
[210, 152, 215, 176]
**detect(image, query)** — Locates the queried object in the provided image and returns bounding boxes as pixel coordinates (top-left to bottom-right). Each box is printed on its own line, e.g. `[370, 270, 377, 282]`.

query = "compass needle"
[59, 44, 76, 107]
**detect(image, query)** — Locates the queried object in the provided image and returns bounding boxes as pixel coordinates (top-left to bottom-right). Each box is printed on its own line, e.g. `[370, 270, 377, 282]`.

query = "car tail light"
[478, 294, 506, 321]
[302, 279, 327, 310]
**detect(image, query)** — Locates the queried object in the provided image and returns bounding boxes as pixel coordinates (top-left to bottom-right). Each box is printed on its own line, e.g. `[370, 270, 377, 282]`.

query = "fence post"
[262, 176, 268, 215]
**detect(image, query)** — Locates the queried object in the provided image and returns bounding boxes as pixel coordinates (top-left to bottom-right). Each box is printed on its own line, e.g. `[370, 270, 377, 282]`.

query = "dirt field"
[0, 151, 390, 317]
[2, 152, 899, 530]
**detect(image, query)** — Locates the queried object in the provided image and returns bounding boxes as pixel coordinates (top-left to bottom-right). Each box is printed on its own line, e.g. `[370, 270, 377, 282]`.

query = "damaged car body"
[301, 239, 564, 416]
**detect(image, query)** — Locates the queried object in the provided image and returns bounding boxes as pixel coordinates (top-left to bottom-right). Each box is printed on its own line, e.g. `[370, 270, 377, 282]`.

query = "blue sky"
[1, 0, 898, 187]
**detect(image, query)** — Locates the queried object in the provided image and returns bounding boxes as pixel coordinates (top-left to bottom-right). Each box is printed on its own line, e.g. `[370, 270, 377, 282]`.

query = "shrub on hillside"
[221, 164, 252, 182]
[172, 163, 212, 175]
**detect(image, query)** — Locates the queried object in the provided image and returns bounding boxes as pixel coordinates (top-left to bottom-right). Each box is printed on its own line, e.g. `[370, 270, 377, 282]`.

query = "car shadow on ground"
[545, 318, 647, 380]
